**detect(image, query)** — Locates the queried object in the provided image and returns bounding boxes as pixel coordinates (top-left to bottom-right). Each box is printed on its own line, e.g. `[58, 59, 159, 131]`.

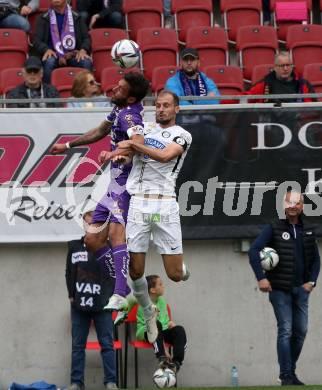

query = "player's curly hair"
[124, 72, 150, 102]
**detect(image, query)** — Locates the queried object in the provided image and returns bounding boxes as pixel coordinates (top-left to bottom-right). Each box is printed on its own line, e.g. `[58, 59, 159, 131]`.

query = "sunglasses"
[26, 68, 41, 74]
[276, 64, 293, 68]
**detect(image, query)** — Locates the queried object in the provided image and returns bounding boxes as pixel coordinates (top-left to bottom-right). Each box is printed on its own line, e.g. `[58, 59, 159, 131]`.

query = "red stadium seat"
[270, 0, 312, 42]
[203, 65, 244, 97]
[286, 24, 322, 76]
[171, 0, 213, 44]
[123, 0, 164, 41]
[236, 25, 278, 81]
[51, 67, 84, 98]
[186, 26, 229, 70]
[90, 28, 128, 81]
[0, 29, 28, 74]
[151, 65, 178, 94]
[101, 66, 141, 96]
[137, 27, 178, 82]
[251, 63, 274, 84]
[303, 63, 322, 101]
[221, 0, 262, 44]
[0, 68, 23, 97]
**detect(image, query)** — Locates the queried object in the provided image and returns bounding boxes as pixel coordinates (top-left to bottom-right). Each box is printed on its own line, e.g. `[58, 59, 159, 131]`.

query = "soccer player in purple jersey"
[51, 72, 149, 311]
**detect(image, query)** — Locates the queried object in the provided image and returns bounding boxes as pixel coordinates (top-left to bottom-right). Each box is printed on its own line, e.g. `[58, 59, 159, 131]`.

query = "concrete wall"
[0, 241, 321, 389]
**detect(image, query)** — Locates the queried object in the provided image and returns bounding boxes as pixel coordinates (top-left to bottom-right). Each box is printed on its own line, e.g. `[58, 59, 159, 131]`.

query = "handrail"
[1, 92, 322, 106]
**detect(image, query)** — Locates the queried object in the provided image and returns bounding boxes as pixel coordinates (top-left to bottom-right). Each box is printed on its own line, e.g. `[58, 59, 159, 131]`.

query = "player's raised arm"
[50, 120, 112, 154]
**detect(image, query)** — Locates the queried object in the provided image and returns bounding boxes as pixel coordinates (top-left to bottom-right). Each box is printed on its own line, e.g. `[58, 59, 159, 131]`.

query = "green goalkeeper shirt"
[136, 296, 170, 341]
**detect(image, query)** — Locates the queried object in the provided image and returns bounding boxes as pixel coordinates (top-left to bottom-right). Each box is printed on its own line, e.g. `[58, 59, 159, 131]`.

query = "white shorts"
[126, 196, 183, 255]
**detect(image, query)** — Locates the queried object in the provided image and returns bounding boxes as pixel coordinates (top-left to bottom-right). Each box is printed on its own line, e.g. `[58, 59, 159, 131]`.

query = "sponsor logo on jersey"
[145, 138, 166, 149]
[72, 251, 88, 264]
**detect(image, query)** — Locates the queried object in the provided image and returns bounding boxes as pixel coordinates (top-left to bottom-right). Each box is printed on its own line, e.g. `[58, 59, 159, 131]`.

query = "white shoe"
[146, 304, 158, 343]
[104, 294, 128, 311]
[182, 262, 190, 281]
[114, 310, 128, 326]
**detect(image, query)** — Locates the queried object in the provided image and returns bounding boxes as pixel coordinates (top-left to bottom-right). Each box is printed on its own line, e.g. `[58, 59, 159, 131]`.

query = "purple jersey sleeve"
[106, 106, 117, 123]
[118, 106, 144, 138]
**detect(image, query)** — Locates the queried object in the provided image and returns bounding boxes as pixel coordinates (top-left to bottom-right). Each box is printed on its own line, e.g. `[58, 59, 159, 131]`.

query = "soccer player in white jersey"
[114, 90, 192, 343]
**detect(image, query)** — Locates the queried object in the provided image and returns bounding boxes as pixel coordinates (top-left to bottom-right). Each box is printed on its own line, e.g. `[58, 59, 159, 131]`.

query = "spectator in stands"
[33, 0, 93, 84]
[67, 70, 111, 107]
[6, 56, 61, 108]
[243, 51, 315, 103]
[0, 0, 38, 32]
[165, 48, 220, 105]
[163, 0, 173, 28]
[248, 190, 320, 386]
[65, 210, 118, 390]
[136, 274, 187, 374]
[76, 0, 123, 29]
[263, 0, 270, 24]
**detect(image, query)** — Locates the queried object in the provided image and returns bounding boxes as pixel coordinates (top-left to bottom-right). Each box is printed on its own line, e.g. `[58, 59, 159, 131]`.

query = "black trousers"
[145, 321, 187, 366]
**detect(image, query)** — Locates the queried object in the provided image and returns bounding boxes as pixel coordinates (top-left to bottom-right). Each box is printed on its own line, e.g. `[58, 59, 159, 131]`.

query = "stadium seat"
[203, 65, 244, 96]
[171, 0, 214, 44]
[137, 27, 178, 82]
[303, 63, 322, 101]
[86, 313, 124, 388]
[251, 63, 274, 84]
[123, 304, 173, 389]
[101, 66, 141, 96]
[123, 0, 164, 41]
[185, 26, 229, 69]
[0, 68, 23, 97]
[270, 0, 312, 42]
[151, 65, 178, 95]
[220, 0, 262, 44]
[286, 24, 322, 76]
[0, 29, 28, 75]
[236, 25, 278, 81]
[90, 28, 128, 81]
[51, 67, 84, 98]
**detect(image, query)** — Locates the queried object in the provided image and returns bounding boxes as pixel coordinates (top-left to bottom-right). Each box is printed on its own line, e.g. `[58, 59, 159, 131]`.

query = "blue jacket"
[165, 70, 220, 105]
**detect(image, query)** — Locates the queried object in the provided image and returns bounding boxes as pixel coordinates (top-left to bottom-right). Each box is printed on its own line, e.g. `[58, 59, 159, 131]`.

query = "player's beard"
[111, 96, 128, 106]
[156, 116, 172, 126]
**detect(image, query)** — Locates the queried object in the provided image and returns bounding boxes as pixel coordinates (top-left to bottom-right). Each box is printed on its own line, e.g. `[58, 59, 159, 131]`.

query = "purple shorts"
[92, 190, 130, 226]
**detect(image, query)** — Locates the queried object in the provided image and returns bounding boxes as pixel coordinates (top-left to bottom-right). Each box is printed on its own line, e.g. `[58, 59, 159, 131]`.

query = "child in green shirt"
[136, 275, 187, 373]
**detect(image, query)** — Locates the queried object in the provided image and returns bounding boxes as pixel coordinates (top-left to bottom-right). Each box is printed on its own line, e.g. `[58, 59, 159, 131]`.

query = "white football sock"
[131, 275, 154, 318]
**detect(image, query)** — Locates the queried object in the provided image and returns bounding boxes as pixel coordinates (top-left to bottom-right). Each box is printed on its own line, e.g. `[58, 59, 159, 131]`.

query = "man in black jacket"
[33, 0, 92, 83]
[66, 211, 118, 390]
[76, 0, 123, 29]
[249, 190, 320, 386]
[7, 56, 61, 108]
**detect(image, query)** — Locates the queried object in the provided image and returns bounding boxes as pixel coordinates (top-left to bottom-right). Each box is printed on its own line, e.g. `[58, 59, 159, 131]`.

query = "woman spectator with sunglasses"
[68, 70, 111, 107]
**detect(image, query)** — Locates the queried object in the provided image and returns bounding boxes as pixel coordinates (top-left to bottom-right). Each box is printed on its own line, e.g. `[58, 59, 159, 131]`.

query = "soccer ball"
[111, 39, 140, 69]
[260, 247, 279, 271]
[153, 368, 176, 388]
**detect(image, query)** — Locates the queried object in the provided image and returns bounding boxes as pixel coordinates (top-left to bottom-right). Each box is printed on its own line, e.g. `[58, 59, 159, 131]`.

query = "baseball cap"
[24, 56, 42, 71]
[180, 48, 199, 59]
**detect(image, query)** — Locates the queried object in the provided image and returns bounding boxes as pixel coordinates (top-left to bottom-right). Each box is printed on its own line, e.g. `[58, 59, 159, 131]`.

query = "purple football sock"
[112, 243, 129, 297]
[95, 246, 115, 278]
